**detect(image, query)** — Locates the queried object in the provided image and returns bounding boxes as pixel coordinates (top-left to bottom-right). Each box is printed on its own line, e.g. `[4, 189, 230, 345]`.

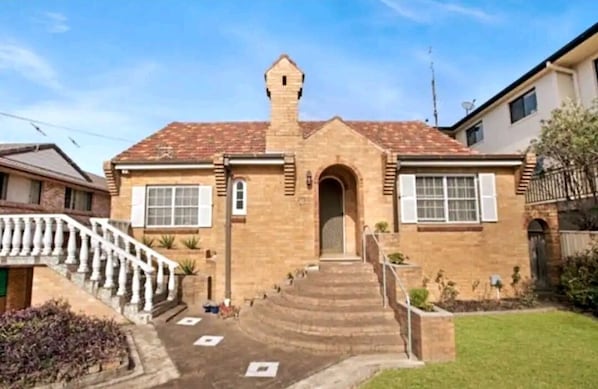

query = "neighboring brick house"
[0, 143, 110, 314]
[104, 55, 536, 304]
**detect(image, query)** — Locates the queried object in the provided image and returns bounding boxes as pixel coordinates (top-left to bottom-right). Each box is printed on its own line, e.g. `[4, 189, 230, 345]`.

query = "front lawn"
[363, 311, 598, 389]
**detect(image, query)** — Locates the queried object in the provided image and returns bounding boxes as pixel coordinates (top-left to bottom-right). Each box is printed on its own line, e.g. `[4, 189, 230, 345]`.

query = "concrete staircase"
[239, 261, 406, 355]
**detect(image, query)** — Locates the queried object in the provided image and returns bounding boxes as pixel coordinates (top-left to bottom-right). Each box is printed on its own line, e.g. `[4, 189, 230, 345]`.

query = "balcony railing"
[526, 165, 598, 204]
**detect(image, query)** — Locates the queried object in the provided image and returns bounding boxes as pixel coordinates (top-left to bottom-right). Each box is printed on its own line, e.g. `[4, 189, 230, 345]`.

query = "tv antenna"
[429, 47, 439, 128]
[461, 99, 476, 115]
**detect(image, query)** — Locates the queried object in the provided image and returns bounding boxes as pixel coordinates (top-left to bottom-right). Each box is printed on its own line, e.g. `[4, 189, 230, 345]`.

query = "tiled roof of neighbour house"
[0, 143, 108, 192]
[112, 119, 477, 163]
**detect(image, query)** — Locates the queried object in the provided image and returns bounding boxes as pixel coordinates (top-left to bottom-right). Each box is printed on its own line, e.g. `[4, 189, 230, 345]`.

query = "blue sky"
[1, 0, 597, 174]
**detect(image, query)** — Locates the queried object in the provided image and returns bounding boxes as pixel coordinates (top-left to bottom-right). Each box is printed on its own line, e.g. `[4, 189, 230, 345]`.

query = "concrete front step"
[293, 278, 381, 294]
[302, 272, 379, 284]
[318, 262, 375, 274]
[266, 294, 395, 321]
[282, 288, 382, 307]
[239, 313, 404, 354]
[251, 303, 400, 336]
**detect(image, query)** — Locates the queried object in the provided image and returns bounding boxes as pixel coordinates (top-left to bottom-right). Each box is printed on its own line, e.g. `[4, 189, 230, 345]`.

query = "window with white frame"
[232, 179, 247, 215]
[415, 176, 478, 222]
[146, 186, 200, 226]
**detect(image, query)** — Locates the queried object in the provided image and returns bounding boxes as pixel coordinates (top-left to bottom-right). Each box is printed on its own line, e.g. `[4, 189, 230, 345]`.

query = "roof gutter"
[546, 61, 581, 101]
[224, 153, 286, 166]
[397, 155, 524, 167]
[114, 163, 214, 170]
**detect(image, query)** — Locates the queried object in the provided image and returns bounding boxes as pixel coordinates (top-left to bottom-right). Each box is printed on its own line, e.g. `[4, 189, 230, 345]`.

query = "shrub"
[158, 235, 176, 249]
[560, 247, 598, 314]
[409, 288, 433, 311]
[181, 236, 200, 250]
[435, 269, 459, 305]
[374, 221, 389, 233]
[141, 235, 155, 248]
[387, 252, 407, 265]
[179, 259, 197, 275]
[0, 300, 127, 388]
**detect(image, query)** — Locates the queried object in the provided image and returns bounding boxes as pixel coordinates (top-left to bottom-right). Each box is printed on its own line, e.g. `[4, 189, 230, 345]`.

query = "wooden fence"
[560, 230, 598, 257]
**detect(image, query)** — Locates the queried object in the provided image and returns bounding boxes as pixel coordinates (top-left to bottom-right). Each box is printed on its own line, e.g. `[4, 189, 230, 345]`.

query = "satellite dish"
[461, 100, 476, 114]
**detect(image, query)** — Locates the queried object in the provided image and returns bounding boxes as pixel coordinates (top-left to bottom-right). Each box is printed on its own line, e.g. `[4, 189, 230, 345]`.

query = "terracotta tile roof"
[112, 119, 475, 163]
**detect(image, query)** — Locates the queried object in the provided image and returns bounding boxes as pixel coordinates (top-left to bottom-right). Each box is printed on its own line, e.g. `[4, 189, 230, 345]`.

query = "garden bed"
[436, 298, 542, 313]
[0, 300, 130, 388]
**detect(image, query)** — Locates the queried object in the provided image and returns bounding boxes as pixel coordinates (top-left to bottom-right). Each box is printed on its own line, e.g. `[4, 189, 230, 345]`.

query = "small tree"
[530, 99, 598, 230]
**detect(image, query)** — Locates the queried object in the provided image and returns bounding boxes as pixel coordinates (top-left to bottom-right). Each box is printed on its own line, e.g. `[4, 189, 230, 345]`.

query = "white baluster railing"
[90, 218, 180, 301]
[0, 214, 156, 313]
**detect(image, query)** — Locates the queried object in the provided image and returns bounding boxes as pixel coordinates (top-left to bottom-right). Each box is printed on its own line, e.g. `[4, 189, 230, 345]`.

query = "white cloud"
[0, 43, 63, 90]
[378, 0, 497, 24]
[40, 12, 70, 34]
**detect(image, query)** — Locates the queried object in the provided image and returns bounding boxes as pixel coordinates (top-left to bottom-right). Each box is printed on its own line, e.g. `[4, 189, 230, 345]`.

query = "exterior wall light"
[306, 170, 313, 188]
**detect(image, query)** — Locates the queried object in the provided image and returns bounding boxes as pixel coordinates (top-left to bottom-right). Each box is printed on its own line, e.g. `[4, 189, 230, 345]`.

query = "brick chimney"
[265, 54, 304, 152]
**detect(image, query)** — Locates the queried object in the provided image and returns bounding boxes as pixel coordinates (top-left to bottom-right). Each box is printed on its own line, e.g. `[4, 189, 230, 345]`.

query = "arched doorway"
[318, 165, 359, 258]
[528, 219, 550, 288]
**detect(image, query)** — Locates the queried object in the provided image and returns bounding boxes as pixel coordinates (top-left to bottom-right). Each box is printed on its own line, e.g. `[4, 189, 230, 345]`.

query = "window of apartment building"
[509, 89, 537, 123]
[64, 187, 93, 212]
[29, 180, 42, 205]
[145, 185, 212, 227]
[0, 173, 7, 200]
[415, 176, 479, 223]
[232, 179, 247, 216]
[465, 122, 484, 146]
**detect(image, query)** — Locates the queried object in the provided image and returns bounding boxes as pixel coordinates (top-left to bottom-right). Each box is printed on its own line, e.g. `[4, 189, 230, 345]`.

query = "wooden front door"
[319, 178, 344, 254]
[529, 232, 549, 288]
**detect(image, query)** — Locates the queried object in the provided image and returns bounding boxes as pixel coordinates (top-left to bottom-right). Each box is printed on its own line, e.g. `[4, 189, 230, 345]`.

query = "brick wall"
[397, 167, 530, 301]
[0, 267, 34, 313]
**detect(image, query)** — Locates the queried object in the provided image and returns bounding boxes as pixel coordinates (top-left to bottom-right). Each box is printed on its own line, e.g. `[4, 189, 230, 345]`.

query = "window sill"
[143, 227, 200, 234]
[509, 111, 538, 128]
[417, 224, 483, 232]
[231, 215, 246, 223]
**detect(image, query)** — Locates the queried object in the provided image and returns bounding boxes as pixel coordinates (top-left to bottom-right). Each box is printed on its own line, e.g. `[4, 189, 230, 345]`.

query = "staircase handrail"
[363, 225, 412, 360]
[0, 214, 154, 274]
[90, 218, 179, 269]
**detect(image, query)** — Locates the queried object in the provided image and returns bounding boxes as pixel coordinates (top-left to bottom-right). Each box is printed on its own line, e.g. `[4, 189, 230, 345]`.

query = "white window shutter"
[198, 186, 213, 227]
[399, 174, 417, 223]
[130, 186, 146, 227]
[479, 173, 498, 222]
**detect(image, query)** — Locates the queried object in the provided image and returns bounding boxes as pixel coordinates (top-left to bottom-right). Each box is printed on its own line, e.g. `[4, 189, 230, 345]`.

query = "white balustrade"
[1, 218, 12, 256]
[117, 255, 127, 296]
[104, 250, 114, 288]
[42, 217, 53, 255]
[9, 217, 22, 256]
[167, 265, 176, 300]
[31, 217, 43, 256]
[78, 233, 90, 273]
[90, 239, 101, 281]
[65, 224, 77, 264]
[157, 261, 164, 293]
[131, 262, 141, 305]
[20, 218, 32, 256]
[144, 271, 153, 312]
[52, 219, 64, 256]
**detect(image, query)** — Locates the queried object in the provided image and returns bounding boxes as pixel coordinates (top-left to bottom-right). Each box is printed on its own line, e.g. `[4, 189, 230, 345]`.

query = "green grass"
[363, 311, 598, 389]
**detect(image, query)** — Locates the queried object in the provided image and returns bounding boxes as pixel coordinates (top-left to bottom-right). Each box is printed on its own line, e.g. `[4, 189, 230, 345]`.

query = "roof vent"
[156, 144, 175, 159]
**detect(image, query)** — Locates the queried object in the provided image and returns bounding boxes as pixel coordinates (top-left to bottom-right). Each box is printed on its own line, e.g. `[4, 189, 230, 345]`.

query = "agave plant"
[158, 234, 176, 249]
[179, 259, 197, 275]
[182, 236, 200, 250]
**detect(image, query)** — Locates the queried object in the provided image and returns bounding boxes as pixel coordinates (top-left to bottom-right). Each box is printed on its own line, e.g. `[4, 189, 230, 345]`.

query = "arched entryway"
[528, 219, 550, 289]
[317, 165, 360, 258]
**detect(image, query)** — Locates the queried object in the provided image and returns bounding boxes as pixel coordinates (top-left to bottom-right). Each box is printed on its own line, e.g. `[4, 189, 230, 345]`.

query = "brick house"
[0, 143, 110, 314]
[103, 55, 536, 305]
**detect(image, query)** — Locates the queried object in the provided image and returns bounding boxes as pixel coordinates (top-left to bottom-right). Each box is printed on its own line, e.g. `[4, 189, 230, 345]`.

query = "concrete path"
[152, 310, 343, 388]
[286, 354, 424, 389]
